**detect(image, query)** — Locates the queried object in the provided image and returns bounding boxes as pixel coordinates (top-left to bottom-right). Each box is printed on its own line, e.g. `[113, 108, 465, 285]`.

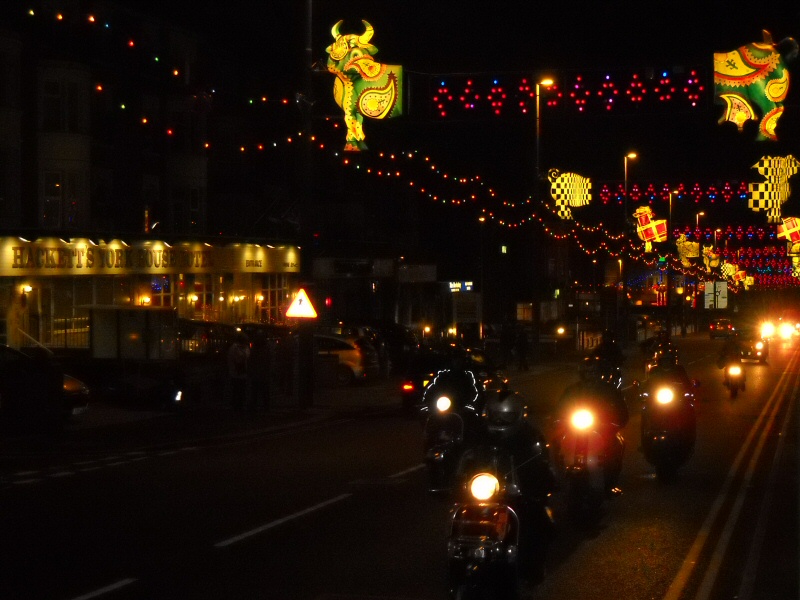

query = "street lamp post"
[619, 152, 636, 344]
[665, 190, 679, 337]
[623, 152, 637, 218]
[535, 78, 554, 182]
[696, 211, 705, 230]
[478, 216, 486, 340]
[713, 228, 722, 309]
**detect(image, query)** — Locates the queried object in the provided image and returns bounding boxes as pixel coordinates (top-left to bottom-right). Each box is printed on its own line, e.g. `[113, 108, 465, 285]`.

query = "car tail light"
[402, 382, 414, 392]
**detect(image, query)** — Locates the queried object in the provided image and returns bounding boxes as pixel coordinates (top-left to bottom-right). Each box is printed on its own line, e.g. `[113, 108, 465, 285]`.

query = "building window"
[150, 275, 172, 307]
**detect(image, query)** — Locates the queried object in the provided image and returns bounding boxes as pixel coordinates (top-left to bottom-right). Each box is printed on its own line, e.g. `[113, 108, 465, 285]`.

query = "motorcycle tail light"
[655, 387, 674, 404]
[570, 408, 594, 430]
[469, 473, 500, 501]
[436, 396, 452, 412]
[728, 365, 742, 376]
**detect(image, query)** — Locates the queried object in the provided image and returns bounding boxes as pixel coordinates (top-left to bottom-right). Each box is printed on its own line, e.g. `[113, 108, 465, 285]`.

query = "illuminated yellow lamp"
[190, 294, 199, 302]
[557, 326, 566, 335]
[22, 285, 32, 293]
[257, 294, 265, 302]
[675, 286, 684, 295]
[218, 295, 225, 302]
[173, 69, 179, 77]
[448, 326, 457, 336]
[88, 15, 96, 23]
[140, 296, 151, 306]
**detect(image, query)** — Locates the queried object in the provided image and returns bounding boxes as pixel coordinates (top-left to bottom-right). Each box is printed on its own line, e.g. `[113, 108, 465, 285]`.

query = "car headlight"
[570, 408, 594, 430]
[755, 341, 764, 350]
[470, 473, 500, 501]
[655, 387, 675, 404]
[761, 322, 776, 338]
[728, 365, 742, 376]
[436, 396, 452, 412]
[779, 323, 794, 340]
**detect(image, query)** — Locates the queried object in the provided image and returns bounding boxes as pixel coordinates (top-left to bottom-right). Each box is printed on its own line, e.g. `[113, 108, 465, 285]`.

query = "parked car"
[316, 323, 389, 375]
[313, 333, 380, 386]
[709, 317, 734, 339]
[177, 319, 237, 356]
[0, 345, 89, 431]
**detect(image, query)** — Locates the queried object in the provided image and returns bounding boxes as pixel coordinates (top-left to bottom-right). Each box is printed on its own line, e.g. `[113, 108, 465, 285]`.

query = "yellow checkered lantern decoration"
[548, 169, 592, 220]
[749, 155, 800, 223]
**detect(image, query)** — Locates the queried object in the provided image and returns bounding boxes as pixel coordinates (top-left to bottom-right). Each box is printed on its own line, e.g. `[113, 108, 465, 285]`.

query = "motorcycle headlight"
[655, 387, 674, 404]
[436, 396, 452, 412]
[470, 473, 500, 501]
[728, 365, 742, 376]
[570, 408, 594, 430]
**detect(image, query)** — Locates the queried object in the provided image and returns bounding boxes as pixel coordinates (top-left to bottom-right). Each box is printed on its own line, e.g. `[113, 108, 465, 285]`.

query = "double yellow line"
[664, 347, 799, 600]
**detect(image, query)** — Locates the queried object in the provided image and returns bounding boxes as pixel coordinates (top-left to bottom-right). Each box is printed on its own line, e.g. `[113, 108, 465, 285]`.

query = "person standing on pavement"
[227, 333, 250, 410]
[248, 331, 273, 411]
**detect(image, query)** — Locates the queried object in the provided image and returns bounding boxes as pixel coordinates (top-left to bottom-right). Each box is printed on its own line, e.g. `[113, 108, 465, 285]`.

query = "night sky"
[122, 1, 800, 182]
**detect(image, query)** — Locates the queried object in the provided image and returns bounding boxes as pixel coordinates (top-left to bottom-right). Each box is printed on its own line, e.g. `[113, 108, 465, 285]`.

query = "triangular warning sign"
[285, 288, 317, 318]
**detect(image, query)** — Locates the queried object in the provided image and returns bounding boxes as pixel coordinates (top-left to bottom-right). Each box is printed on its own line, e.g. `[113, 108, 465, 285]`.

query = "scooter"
[553, 404, 623, 522]
[637, 380, 698, 480]
[723, 362, 745, 399]
[447, 445, 553, 599]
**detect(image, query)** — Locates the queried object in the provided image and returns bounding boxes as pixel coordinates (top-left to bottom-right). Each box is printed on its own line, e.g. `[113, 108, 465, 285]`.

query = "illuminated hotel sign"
[448, 281, 474, 292]
[0, 237, 301, 277]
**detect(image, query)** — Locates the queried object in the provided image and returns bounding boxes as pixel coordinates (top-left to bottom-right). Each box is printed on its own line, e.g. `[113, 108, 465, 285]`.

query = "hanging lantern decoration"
[633, 206, 667, 252]
[325, 20, 404, 151]
[777, 215, 800, 242]
[720, 261, 738, 279]
[713, 30, 798, 141]
[749, 155, 800, 222]
[548, 168, 592, 219]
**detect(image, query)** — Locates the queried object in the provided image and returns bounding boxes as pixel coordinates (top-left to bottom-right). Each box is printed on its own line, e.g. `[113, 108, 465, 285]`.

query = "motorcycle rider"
[557, 358, 629, 495]
[459, 387, 556, 582]
[717, 331, 746, 388]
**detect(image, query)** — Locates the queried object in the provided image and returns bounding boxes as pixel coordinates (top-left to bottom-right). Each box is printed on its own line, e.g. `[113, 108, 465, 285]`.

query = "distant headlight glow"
[761, 322, 776, 338]
[779, 323, 794, 340]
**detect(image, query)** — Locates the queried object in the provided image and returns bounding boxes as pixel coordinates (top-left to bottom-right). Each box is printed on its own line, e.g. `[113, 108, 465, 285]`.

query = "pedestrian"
[248, 331, 273, 411]
[227, 333, 249, 410]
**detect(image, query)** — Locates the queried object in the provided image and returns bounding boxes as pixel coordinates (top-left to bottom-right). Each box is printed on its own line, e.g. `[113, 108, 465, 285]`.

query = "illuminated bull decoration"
[548, 169, 592, 219]
[326, 20, 403, 151]
[675, 234, 700, 267]
[703, 245, 721, 272]
[748, 155, 800, 223]
[714, 30, 798, 141]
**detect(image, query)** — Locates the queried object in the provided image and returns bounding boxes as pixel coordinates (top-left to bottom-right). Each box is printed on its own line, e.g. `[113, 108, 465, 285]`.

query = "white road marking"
[389, 464, 425, 478]
[214, 493, 352, 548]
[48, 471, 75, 478]
[68, 578, 137, 600]
[13, 478, 42, 485]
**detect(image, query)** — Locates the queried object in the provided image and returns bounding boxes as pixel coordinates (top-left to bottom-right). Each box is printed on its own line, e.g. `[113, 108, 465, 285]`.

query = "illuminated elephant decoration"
[326, 20, 404, 151]
[714, 30, 798, 141]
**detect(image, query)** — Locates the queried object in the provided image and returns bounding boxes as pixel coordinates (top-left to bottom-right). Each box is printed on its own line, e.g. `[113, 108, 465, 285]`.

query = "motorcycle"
[635, 376, 698, 480]
[553, 402, 624, 521]
[447, 444, 554, 599]
[723, 361, 745, 399]
[420, 369, 499, 493]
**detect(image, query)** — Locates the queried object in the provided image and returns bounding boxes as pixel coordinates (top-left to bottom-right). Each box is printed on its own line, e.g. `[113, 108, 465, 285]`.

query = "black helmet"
[483, 389, 527, 439]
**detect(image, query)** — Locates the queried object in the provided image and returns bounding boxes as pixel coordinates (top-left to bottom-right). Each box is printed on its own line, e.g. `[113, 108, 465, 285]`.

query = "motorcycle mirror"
[692, 378, 700, 388]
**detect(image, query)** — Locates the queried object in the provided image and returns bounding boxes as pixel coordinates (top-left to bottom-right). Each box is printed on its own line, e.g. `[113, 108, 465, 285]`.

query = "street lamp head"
[539, 78, 554, 87]
[626, 152, 637, 160]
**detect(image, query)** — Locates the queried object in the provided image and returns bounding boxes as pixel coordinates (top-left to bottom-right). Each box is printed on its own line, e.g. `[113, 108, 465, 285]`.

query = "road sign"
[286, 289, 317, 318]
